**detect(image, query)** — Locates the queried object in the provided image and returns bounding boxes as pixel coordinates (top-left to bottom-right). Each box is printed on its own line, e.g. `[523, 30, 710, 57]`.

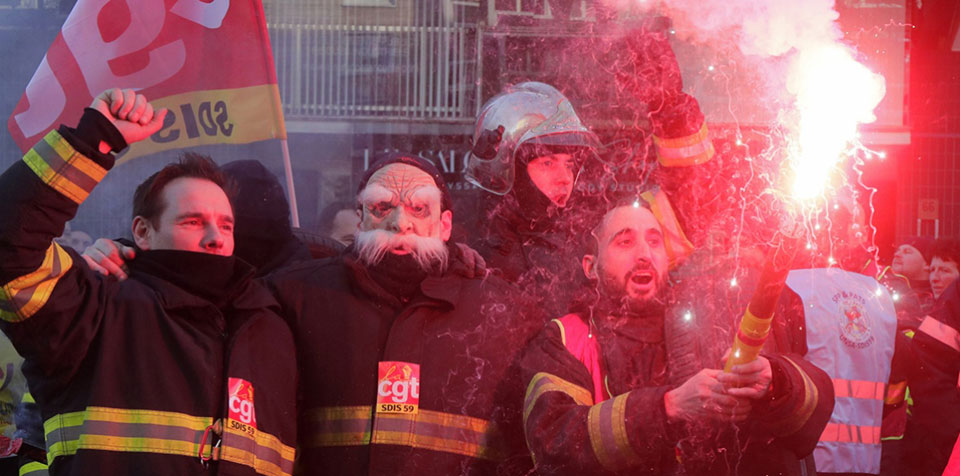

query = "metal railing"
[268, 22, 480, 122]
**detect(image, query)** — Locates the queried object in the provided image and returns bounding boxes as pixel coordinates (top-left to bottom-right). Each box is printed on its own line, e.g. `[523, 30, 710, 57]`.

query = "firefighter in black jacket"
[519, 200, 834, 475]
[0, 89, 297, 476]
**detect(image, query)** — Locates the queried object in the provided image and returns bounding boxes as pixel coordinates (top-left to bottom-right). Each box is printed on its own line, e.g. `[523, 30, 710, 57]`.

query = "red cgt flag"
[7, 0, 286, 163]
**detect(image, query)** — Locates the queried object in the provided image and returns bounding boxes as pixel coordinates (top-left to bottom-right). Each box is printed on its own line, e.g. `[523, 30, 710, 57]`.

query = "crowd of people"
[0, 29, 959, 476]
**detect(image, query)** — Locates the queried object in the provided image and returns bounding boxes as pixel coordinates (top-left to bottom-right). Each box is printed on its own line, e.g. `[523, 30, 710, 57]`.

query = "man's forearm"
[0, 111, 118, 284]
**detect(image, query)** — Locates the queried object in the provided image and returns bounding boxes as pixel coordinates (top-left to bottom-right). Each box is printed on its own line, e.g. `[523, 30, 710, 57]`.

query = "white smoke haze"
[603, 0, 886, 199]
[355, 229, 449, 272]
[605, 0, 840, 58]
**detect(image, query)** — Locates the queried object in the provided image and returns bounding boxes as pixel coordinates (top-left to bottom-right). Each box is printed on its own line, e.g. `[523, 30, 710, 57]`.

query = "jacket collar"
[129, 251, 276, 312]
[343, 247, 465, 310]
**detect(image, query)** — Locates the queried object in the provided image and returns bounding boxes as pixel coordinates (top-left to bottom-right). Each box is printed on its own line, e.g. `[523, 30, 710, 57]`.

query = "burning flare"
[787, 43, 885, 200]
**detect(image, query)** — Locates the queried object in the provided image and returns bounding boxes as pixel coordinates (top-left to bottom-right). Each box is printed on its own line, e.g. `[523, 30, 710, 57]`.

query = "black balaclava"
[509, 144, 589, 224]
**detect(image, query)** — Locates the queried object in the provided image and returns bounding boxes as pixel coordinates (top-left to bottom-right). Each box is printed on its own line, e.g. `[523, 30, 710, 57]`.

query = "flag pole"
[280, 139, 300, 228]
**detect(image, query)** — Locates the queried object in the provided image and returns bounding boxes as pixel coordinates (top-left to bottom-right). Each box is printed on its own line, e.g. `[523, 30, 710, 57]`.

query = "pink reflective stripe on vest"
[553, 315, 609, 403]
[832, 378, 885, 400]
[819, 422, 881, 445]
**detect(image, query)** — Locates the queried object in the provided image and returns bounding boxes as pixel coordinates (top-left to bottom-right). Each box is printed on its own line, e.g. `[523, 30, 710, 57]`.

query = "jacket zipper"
[200, 306, 234, 472]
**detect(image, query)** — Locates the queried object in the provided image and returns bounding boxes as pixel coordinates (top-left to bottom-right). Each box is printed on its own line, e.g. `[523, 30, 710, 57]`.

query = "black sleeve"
[0, 110, 122, 385]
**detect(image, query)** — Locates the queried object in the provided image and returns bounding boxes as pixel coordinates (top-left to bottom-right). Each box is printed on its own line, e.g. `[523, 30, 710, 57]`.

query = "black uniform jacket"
[0, 113, 297, 476]
[519, 254, 834, 475]
[265, 249, 541, 475]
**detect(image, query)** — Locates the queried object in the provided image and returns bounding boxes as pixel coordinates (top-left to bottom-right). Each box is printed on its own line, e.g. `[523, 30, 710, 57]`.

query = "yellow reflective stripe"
[22, 131, 107, 205]
[832, 378, 885, 400]
[587, 392, 641, 471]
[44, 407, 213, 462]
[919, 316, 960, 353]
[524, 372, 594, 426]
[654, 124, 715, 167]
[45, 406, 212, 430]
[551, 319, 567, 346]
[51, 435, 204, 462]
[44, 407, 292, 474]
[303, 405, 372, 447]
[587, 403, 612, 469]
[220, 419, 295, 476]
[306, 405, 502, 460]
[639, 189, 694, 267]
[774, 356, 819, 437]
[23, 391, 35, 404]
[819, 422, 881, 444]
[609, 393, 636, 461]
[885, 381, 907, 405]
[372, 410, 503, 460]
[18, 461, 48, 476]
[0, 243, 73, 323]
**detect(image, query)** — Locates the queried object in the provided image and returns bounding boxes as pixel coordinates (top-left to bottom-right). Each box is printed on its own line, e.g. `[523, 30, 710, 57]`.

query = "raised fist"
[90, 88, 168, 148]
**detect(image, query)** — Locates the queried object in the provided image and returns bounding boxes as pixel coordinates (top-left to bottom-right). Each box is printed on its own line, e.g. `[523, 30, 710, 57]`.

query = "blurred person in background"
[929, 240, 960, 302]
[318, 200, 360, 248]
[221, 159, 314, 276]
[901, 280, 960, 475]
[880, 237, 936, 331]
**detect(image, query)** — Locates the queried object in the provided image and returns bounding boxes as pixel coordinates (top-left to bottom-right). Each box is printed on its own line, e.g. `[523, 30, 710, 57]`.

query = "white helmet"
[465, 82, 599, 195]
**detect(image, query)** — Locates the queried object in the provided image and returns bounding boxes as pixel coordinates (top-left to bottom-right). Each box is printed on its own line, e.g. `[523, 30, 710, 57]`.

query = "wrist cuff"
[75, 108, 127, 153]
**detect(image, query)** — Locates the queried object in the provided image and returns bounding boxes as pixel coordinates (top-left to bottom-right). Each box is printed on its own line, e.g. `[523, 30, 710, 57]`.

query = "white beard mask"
[354, 229, 449, 273]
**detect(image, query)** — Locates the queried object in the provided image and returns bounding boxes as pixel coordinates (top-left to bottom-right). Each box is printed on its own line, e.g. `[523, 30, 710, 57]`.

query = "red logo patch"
[377, 361, 420, 414]
[228, 378, 257, 429]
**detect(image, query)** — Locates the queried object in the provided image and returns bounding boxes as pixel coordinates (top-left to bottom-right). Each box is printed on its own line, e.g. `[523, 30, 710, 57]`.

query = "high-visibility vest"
[551, 314, 610, 404]
[787, 269, 897, 474]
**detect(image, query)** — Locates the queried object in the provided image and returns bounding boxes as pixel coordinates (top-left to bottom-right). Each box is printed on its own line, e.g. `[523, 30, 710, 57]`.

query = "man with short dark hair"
[891, 239, 932, 286]
[929, 240, 959, 301]
[0, 89, 297, 476]
[519, 200, 833, 475]
[130, 152, 235, 255]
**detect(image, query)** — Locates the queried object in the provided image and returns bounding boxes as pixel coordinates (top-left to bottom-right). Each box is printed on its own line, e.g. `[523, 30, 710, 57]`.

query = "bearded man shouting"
[518, 199, 834, 475]
[264, 153, 538, 475]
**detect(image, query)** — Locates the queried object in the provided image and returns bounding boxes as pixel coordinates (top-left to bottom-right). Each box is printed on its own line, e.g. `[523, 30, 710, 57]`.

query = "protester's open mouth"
[553, 194, 569, 207]
[629, 271, 655, 287]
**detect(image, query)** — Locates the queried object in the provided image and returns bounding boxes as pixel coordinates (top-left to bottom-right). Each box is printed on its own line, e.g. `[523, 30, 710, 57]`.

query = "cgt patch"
[377, 361, 420, 414]
[228, 378, 258, 429]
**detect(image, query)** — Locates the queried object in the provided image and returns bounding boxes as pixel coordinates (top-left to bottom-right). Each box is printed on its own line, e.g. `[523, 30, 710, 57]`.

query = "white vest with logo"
[787, 268, 897, 474]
